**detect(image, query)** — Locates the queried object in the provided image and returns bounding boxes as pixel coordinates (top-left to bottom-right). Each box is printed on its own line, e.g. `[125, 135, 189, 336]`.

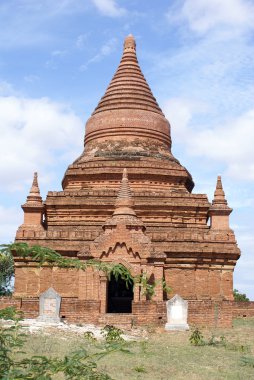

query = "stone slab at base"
[165, 323, 189, 331]
[165, 295, 189, 331]
[38, 287, 61, 324]
[37, 316, 61, 323]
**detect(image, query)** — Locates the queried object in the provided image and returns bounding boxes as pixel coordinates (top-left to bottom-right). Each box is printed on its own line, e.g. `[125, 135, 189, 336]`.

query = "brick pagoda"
[14, 35, 240, 327]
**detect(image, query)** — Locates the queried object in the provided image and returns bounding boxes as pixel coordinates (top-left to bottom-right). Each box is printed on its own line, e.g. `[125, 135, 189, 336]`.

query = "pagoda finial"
[91, 35, 163, 118]
[25, 172, 42, 205]
[113, 169, 136, 216]
[212, 175, 227, 206]
[124, 34, 136, 52]
[29, 172, 40, 196]
[21, 172, 44, 227]
[209, 175, 232, 230]
[116, 168, 132, 201]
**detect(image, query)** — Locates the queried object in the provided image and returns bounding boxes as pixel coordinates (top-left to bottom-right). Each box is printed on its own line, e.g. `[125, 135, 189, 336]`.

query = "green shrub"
[84, 331, 97, 343]
[134, 365, 147, 373]
[233, 289, 250, 302]
[102, 325, 124, 343]
[189, 328, 205, 346]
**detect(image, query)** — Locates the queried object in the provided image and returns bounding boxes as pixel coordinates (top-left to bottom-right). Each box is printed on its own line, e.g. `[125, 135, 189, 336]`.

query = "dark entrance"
[107, 275, 133, 313]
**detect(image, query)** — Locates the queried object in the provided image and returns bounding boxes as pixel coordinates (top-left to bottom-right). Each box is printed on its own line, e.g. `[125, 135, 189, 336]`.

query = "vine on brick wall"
[0, 243, 171, 298]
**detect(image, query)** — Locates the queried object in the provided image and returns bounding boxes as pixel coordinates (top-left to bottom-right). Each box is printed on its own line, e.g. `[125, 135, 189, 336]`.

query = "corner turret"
[209, 176, 232, 230]
[21, 172, 44, 227]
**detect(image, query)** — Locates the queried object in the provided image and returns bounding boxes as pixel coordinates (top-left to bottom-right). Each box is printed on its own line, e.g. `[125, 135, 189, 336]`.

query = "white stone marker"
[165, 294, 189, 331]
[37, 287, 61, 323]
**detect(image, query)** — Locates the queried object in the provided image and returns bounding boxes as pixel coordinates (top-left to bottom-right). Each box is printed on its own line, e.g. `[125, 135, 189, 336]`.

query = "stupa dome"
[63, 35, 194, 192]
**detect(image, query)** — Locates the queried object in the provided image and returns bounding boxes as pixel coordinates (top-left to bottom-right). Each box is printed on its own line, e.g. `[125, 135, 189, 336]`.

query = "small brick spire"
[116, 168, 132, 200]
[209, 175, 232, 230]
[102, 168, 145, 230]
[113, 169, 136, 216]
[212, 176, 228, 206]
[22, 172, 42, 207]
[24, 172, 43, 205]
[21, 172, 44, 227]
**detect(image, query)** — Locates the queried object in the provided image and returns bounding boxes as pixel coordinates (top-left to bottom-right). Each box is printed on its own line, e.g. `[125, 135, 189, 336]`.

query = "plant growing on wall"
[0, 243, 172, 299]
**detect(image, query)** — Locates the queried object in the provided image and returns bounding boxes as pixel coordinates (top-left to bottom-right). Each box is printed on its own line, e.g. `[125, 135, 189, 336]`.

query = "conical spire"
[84, 34, 172, 153]
[212, 176, 228, 206]
[24, 172, 43, 205]
[115, 168, 133, 202]
[209, 175, 232, 230]
[92, 35, 163, 116]
[113, 169, 136, 216]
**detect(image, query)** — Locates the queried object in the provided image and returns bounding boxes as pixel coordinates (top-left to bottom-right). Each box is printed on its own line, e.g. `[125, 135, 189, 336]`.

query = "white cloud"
[80, 38, 118, 71]
[167, 0, 254, 35]
[0, 205, 22, 243]
[0, 81, 16, 96]
[75, 34, 89, 50]
[0, 0, 89, 48]
[92, 0, 126, 17]
[190, 110, 254, 180]
[51, 50, 67, 57]
[163, 99, 254, 181]
[163, 98, 208, 140]
[0, 95, 83, 191]
[24, 75, 40, 83]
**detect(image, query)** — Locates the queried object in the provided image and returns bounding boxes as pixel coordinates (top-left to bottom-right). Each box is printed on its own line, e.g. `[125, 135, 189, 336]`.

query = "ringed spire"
[93, 35, 163, 115]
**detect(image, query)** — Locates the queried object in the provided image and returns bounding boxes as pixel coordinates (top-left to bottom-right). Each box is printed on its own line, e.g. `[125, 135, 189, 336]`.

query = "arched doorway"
[107, 274, 134, 313]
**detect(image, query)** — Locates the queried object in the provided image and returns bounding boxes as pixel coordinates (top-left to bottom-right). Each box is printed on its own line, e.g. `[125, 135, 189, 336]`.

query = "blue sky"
[0, 0, 253, 299]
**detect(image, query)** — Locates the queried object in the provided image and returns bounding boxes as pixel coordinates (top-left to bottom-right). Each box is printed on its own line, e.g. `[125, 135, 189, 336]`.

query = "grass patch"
[4, 318, 254, 380]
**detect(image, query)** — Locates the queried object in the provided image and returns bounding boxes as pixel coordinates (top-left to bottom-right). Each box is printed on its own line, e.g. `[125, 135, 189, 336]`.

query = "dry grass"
[20, 318, 254, 380]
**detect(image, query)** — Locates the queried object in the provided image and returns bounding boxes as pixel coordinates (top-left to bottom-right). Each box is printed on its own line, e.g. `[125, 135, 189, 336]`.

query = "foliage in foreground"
[0, 250, 14, 296]
[102, 325, 124, 343]
[189, 327, 251, 353]
[0, 307, 130, 380]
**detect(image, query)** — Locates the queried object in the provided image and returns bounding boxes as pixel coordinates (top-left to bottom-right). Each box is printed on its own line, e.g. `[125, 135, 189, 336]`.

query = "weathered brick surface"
[233, 302, 254, 318]
[0, 297, 21, 310]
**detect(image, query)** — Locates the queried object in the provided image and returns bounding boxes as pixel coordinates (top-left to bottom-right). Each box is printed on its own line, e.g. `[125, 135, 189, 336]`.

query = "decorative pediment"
[90, 169, 153, 261]
[101, 241, 141, 260]
[90, 224, 152, 261]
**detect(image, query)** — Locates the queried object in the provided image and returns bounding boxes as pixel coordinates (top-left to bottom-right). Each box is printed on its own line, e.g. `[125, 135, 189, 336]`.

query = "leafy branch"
[0, 307, 133, 379]
[0, 243, 172, 299]
[0, 249, 14, 295]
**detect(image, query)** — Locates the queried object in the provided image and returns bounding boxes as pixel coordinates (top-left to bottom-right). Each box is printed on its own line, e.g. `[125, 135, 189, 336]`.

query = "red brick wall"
[233, 301, 254, 318]
[188, 300, 233, 328]
[60, 299, 101, 323]
[132, 301, 166, 325]
[0, 297, 240, 328]
[0, 297, 21, 310]
[164, 268, 233, 301]
[133, 300, 233, 328]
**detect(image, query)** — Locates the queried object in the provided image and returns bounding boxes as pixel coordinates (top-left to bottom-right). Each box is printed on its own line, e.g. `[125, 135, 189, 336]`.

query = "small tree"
[0, 251, 14, 295]
[233, 289, 250, 302]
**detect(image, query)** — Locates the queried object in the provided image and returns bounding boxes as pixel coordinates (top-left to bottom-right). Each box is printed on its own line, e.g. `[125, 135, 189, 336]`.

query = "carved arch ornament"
[100, 241, 141, 261]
